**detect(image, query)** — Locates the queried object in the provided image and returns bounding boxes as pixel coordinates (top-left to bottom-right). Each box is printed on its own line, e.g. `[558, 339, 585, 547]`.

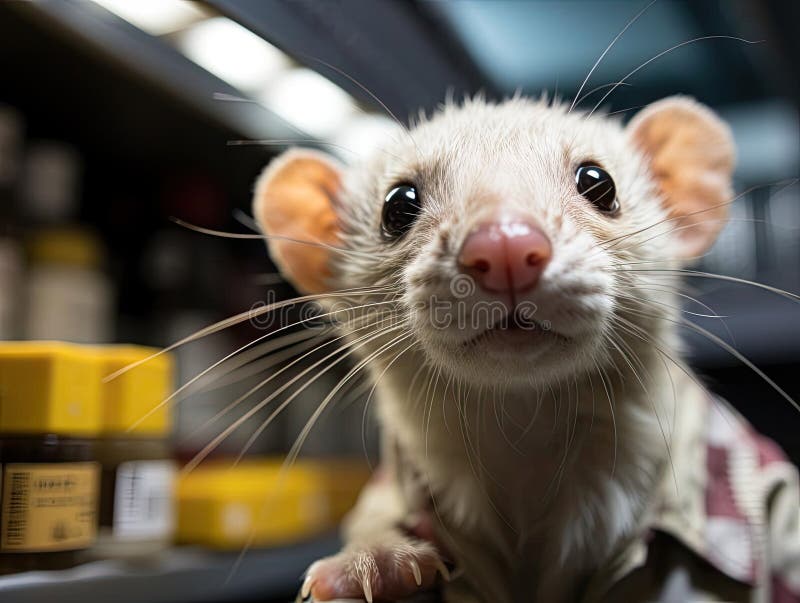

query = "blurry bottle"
[24, 228, 114, 343]
[0, 239, 22, 340]
[16, 139, 114, 342]
[91, 346, 176, 560]
[0, 105, 24, 340]
[18, 141, 80, 224]
[140, 226, 286, 458]
[0, 342, 102, 574]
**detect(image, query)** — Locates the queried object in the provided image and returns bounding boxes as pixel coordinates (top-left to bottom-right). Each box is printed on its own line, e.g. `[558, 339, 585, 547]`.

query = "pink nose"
[458, 216, 552, 293]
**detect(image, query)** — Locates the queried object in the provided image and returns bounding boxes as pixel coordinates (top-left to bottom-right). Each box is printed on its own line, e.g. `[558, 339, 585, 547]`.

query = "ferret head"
[253, 96, 734, 387]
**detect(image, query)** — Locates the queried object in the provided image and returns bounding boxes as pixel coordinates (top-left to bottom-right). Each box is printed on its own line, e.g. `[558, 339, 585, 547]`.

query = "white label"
[113, 460, 176, 540]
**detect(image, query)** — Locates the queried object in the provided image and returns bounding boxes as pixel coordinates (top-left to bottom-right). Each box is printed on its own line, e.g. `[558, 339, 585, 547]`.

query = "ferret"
[251, 96, 800, 602]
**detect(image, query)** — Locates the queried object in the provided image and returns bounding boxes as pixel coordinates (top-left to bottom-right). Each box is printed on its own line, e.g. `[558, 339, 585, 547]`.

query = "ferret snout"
[457, 212, 552, 293]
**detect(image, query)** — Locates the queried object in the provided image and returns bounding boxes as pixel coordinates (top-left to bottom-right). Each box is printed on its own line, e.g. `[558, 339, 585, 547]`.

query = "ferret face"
[254, 95, 735, 388]
[334, 99, 672, 385]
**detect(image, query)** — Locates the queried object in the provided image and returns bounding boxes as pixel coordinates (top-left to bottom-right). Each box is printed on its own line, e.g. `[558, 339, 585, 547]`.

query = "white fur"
[270, 96, 729, 602]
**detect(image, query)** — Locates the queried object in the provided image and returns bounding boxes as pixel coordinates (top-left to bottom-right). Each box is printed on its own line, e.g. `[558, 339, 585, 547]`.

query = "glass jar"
[89, 346, 176, 560]
[0, 342, 101, 574]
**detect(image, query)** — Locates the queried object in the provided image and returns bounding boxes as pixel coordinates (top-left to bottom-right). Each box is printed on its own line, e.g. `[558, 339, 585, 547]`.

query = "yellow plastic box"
[177, 459, 369, 550]
[0, 341, 103, 436]
[94, 345, 173, 437]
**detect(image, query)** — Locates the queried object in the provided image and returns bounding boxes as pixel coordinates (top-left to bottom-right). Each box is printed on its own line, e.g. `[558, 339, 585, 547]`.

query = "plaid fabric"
[584, 392, 800, 602]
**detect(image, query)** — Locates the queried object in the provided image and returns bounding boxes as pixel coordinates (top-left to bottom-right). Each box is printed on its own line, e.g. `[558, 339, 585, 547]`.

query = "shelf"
[0, 535, 340, 603]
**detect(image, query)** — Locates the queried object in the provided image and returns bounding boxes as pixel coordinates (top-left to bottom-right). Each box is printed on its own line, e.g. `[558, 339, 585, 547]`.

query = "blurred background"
[0, 0, 797, 601]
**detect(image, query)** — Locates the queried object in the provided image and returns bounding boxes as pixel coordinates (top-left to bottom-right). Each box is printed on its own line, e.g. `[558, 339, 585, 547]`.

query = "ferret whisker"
[615, 291, 727, 319]
[228, 139, 406, 163]
[604, 330, 679, 495]
[456, 381, 516, 532]
[232, 208, 262, 233]
[617, 281, 738, 345]
[219, 334, 417, 585]
[407, 361, 431, 413]
[605, 104, 648, 117]
[623, 308, 800, 415]
[422, 364, 470, 568]
[106, 285, 392, 381]
[423, 366, 441, 464]
[185, 328, 333, 396]
[617, 303, 798, 459]
[587, 35, 761, 118]
[228, 138, 362, 157]
[234, 323, 412, 462]
[186, 327, 352, 439]
[609, 312, 748, 458]
[586, 368, 597, 437]
[441, 373, 455, 436]
[572, 82, 633, 111]
[293, 53, 421, 155]
[594, 180, 790, 253]
[594, 178, 798, 270]
[593, 358, 617, 478]
[362, 357, 427, 470]
[171, 217, 387, 260]
[185, 313, 400, 448]
[330, 371, 374, 413]
[281, 333, 418, 471]
[127, 299, 399, 432]
[616, 269, 800, 303]
[565, 376, 582, 482]
[458, 383, 491, 482]
[491, 387, 518, 455]
[498, 386, 527, 444]
[513, 387, 546, 447]
[569, 0, 657, 113]
[538, 378, 577, 508]
[212, 91, 256, 103]
[185, 319, 407, 473]
[615, 217, 769, 257]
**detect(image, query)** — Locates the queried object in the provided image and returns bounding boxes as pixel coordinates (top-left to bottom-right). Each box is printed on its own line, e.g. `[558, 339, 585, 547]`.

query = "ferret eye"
[382, 184, 421, 239]
[575, 163, 619, 214]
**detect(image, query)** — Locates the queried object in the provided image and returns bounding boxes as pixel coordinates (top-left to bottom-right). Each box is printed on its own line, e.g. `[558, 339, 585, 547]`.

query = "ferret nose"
[457, 216, 552, 293]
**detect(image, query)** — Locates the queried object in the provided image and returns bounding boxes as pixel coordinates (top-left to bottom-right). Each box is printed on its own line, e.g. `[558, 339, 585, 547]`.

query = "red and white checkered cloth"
[592, 393, 800, 602]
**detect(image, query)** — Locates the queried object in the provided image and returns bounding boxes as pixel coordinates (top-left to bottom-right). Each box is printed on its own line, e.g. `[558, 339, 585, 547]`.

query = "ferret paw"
[296, 539, 450, 602]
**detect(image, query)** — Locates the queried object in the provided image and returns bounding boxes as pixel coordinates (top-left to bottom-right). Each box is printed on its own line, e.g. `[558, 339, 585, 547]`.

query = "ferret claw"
[301, 575, 313, 599]
[434, 558, 451, 582]
[409, 558, 422, 586]
[361, 575, 373, 603]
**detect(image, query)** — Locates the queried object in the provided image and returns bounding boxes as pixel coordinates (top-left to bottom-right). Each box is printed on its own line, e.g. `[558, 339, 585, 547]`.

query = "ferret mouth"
[459, 311, 567, 349]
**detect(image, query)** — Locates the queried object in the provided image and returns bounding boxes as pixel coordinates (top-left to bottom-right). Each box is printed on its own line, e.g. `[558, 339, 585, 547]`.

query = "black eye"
[382, 184, 421, 239]
[575, 163, 619, 214]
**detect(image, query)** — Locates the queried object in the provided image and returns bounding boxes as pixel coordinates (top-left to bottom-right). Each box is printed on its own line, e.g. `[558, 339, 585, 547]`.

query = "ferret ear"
[627, 96, 735, 259]
[252, 148, 343, 294]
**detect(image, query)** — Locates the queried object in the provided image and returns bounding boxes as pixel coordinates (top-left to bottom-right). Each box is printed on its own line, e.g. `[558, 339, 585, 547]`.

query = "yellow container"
[91, 345, 176, 559]
[176, 459, 369, 550]
[0, 341, 102, 573]
[95, 345, 173, 437]
[0, 341, 102, 435]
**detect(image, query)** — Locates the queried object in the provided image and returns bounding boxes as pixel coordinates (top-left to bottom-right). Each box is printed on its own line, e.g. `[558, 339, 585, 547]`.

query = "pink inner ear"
[253, 150, 342, 294]
[628, 97, 735, 259]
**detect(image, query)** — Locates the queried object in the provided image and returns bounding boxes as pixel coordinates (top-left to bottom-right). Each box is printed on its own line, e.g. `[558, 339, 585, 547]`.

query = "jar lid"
[176, 459, 328, 549]
[95, 345, 174, 436]
[0, 341, 102, 436]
